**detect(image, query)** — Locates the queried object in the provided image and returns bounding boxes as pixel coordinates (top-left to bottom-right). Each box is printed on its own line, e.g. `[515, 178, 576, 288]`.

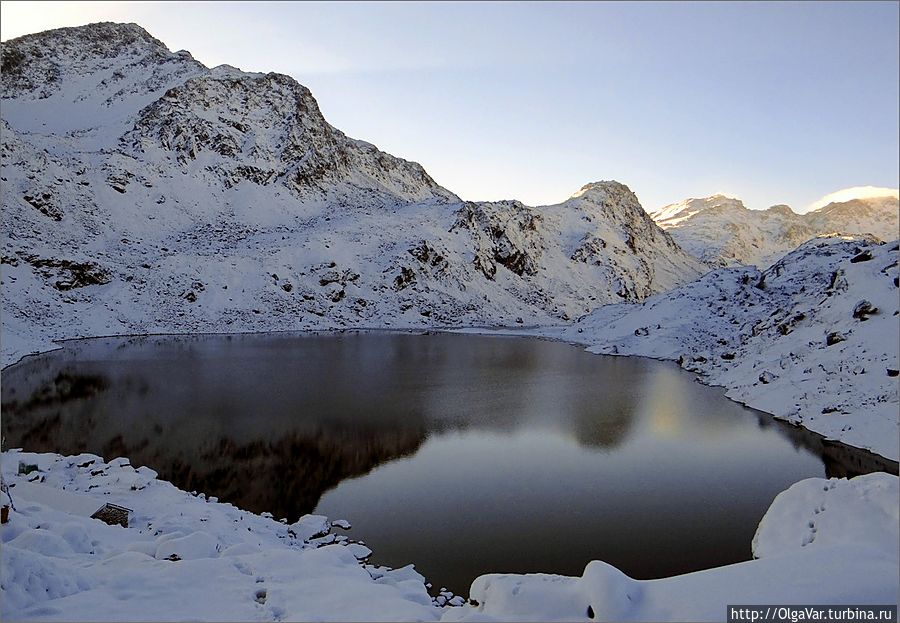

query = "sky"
[1, 1, 898, 212]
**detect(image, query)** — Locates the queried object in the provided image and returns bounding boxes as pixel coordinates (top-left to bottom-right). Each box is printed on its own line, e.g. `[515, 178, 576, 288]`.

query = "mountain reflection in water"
[2, 332, 897, 594]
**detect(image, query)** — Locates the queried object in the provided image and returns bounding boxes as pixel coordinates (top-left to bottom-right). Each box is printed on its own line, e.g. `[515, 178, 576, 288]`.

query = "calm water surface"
[2, 332, 895, 595]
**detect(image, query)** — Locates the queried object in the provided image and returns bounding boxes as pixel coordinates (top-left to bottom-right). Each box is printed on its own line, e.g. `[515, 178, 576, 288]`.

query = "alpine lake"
[3, 332, 895, 596]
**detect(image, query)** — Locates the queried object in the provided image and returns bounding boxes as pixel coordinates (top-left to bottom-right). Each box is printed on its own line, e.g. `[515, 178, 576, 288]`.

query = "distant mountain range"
[648, 193, 898, 267]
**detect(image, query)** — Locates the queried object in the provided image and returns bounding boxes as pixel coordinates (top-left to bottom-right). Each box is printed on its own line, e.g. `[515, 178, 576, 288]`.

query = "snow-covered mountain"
[649, 193, 899, 268]
[0, 22, 705, 364]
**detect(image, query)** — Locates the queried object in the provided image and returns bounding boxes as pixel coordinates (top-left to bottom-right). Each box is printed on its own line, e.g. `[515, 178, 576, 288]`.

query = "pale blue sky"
[2, 1, 898, 211]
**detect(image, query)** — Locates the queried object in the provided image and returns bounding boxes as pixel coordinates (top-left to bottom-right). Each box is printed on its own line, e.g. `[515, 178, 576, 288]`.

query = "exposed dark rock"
[23, 256, 111, 290]
[852, 300, 877, 320]
[571, 236, 607, 264]
[451, 201, 541, 278]
[329, 288, 345, 302]
[759, 371, 777, 384]
[828, 269, 848, 293]
[392, 267, 416, 291]
[22, 192, 63, 220]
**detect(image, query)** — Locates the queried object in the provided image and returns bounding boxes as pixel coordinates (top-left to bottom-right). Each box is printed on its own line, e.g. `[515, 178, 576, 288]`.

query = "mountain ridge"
[649, 194, 899, 267]
[1, 21, 705, 365]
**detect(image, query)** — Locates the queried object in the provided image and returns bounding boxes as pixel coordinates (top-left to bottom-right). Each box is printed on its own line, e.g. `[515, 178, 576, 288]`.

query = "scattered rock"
[758, 371, 777, 384]
[22, 192, 63, 221]
[827, 269, 848, 293]
[825, 331, 846, 346]
[408, 241, 446, 268]
[852, 300, 877, 320]
[23, 256, 111, 290]
[392, 267, 416, 291]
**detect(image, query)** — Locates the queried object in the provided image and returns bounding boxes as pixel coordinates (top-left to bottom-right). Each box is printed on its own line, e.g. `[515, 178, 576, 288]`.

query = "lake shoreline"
[6, 325, 897, 469]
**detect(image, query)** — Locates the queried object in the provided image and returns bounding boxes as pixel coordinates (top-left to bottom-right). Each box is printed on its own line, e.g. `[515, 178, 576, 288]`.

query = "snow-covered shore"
[445, 473, 899, 622]
[0, 450, 452, 621]
[526, 236, 899, 461]
[2, 450, 896, 622]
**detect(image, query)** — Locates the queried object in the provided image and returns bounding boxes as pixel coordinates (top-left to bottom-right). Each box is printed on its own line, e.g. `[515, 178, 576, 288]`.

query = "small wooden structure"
[90, 503, 132, 528]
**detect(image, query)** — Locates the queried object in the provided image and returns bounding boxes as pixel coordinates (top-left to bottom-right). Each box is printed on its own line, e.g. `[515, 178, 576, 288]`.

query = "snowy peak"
[805, 196, 899, 245]
[766, 204, 795, 217]
[122, 67, 455, 203]
[1, 22, 205, 143]
[1, 22, 199, 101]
[567, 181, 643, 216]
[650, 192, 899, 267]
[568, 180, 633, 201]
[808, 186, 898, 212]
[2, 21, 168, 65]
[812, 195, 899, 218]
[649, 195, 748, 227]
[564, 181, 679, 244]
[1, 22, 455, 204]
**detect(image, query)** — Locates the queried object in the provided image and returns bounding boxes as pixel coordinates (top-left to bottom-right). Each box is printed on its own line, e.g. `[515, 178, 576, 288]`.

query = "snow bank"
[0, 450, 441, 621]
[443, 472, 899, 622]
[752, 472, 899, 559]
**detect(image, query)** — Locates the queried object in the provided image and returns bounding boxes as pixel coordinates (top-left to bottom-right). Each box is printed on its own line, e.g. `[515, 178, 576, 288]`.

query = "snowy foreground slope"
[650, 194, 899, 268]
[0, 451, 448, 621]
[530, 236, 900, 461]
[1, 22, 704, 366]
[2, 451, 896, 622]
